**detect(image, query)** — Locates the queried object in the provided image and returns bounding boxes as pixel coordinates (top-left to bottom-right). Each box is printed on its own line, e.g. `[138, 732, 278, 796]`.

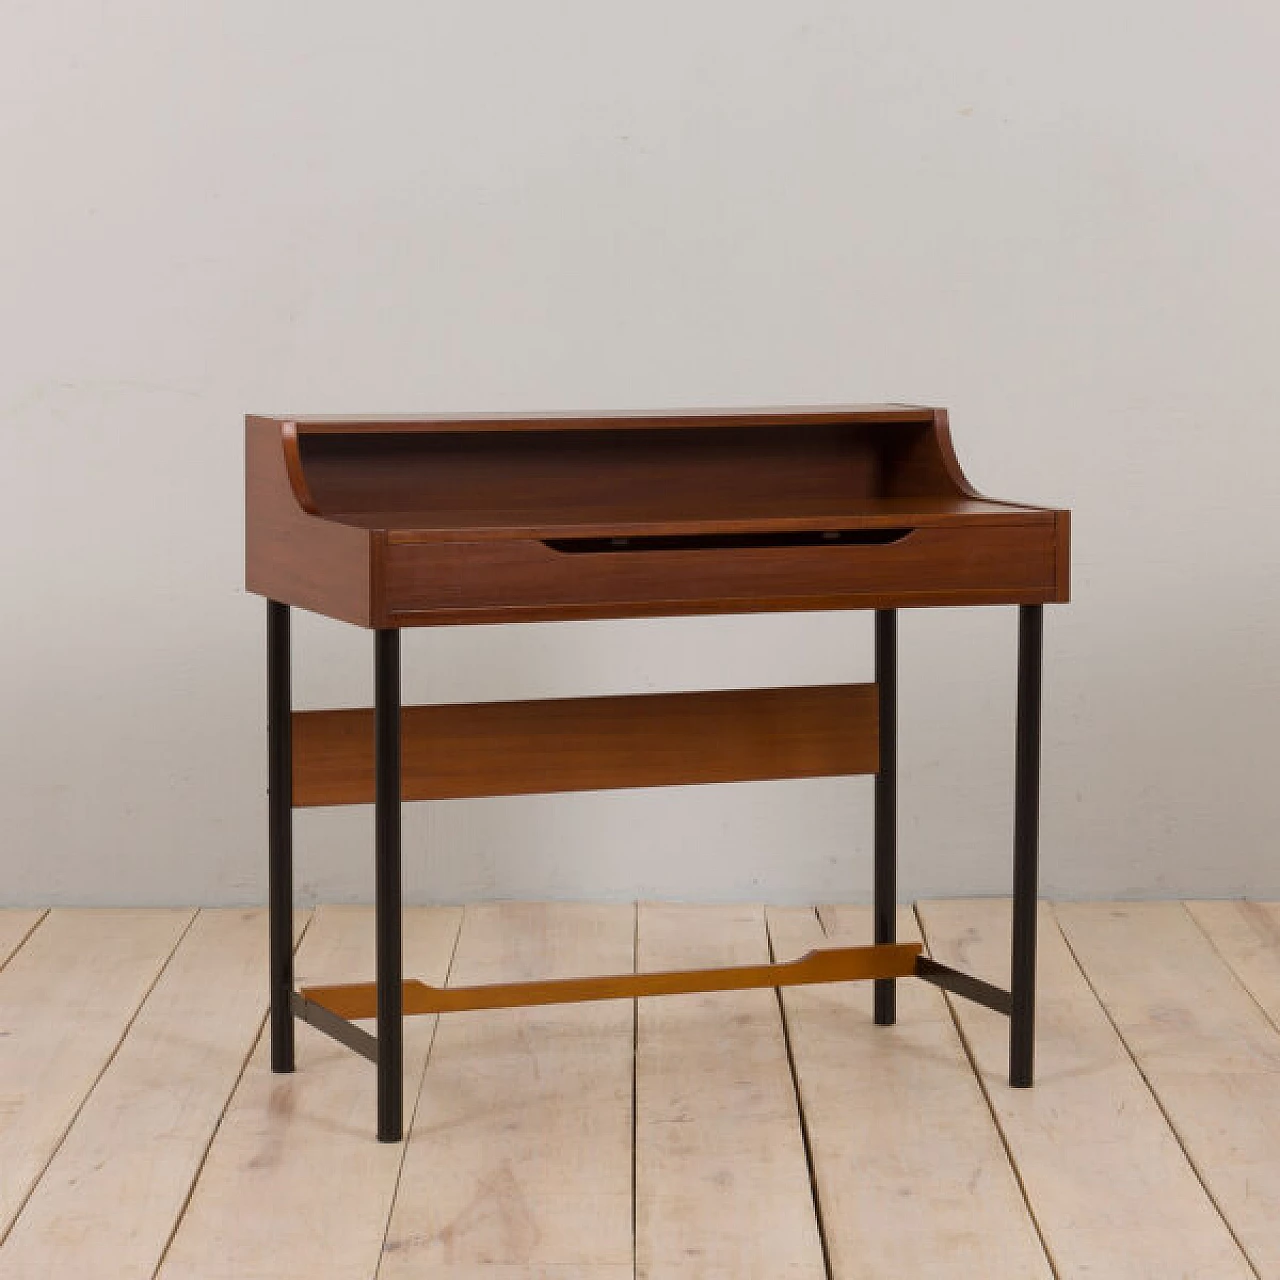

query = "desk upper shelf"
[246, 406, 1069, 627]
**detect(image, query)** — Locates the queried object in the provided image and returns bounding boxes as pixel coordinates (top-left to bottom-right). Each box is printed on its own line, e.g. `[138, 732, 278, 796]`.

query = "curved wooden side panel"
[885, 410, 1070, 602]
[874, 408, 983, 500]
[929, 407, 987, 500]
[280, 421, 320, 515]
[245, 416, 375, 626]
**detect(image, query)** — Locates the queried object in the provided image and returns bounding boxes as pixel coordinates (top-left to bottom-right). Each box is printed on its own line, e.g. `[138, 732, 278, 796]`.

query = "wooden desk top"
[246, 406, 1069, 627]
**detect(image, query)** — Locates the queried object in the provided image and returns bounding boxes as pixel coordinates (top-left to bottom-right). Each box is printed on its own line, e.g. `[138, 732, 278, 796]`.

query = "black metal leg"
[267, 601, 295, 1073]
[873, 609, 898, 1026]
[1010, 605, 1043, 1086]
[375, 627, 404, 1141]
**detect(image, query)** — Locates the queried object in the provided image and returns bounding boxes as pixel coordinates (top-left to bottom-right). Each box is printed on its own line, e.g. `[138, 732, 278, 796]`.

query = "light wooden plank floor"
[383, 902, 634, 1278]
[770, 904, 1051, 1278]
[1, 900, 1279, 1279]
[636, 904, 824, 1279]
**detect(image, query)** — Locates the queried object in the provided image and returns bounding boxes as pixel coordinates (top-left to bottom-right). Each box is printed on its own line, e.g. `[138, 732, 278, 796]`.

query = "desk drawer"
[383, 523, 1060, 623]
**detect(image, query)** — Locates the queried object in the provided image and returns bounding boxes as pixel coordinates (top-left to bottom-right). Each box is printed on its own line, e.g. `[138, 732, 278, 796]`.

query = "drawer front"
[383, 524, 1059, 623]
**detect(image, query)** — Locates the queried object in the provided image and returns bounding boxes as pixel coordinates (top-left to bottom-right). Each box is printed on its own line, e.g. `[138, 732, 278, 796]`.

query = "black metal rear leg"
[1009, 605, 1043, 1086]
[375, 627, 404, 1141]
[268, 601, 295, 1073]
[873, 609, 898, 1026]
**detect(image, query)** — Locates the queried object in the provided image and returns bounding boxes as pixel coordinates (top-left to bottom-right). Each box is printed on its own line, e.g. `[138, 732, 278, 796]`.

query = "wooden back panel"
[291, 684, 879, 807]
[292, 418, 976, 532]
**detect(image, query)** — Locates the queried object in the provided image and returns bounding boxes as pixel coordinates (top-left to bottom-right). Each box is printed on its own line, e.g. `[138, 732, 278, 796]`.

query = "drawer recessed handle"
[542, 528, 915, 554]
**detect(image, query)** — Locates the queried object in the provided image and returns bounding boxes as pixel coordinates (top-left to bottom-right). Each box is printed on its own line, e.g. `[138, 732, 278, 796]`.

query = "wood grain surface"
[1056, 902, 1280, 1276]
[245, 407, 1070, 626]
[918, 900, 1254, 1279]
[635, 904, 826, 1279]
[769, 904, 1051, 1279]
[0, 910, 193, 1240]
[155, 906, 462, 1280]
[4, 900, 1277, 1278]
[301, 940, 922, 1018]
[291, 684, 878, 807]
[379, 903, 636, 1278]
[0, 910, 307, 1280]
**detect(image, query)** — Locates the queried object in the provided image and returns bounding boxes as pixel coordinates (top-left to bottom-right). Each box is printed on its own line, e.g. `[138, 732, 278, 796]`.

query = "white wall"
[3, 2, 1278, 907]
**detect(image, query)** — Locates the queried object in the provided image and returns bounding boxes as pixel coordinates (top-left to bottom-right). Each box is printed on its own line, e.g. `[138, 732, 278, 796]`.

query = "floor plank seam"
[911, 903, 1062, 1280]
[768, 907, 834, 1280]
[630, 902, 639, 1280]
[1180, 901, 1280, 1042]
[374, 907, 468, 1278]
[0, 907, 200, 1250]
[0, 909, 50, 973]
[148, 910, 317, 1280]
[1051, 904, 1262, 1280]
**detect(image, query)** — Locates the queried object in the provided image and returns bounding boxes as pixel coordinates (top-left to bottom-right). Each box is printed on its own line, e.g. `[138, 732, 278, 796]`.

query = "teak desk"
[246, 405, 1070, 1142]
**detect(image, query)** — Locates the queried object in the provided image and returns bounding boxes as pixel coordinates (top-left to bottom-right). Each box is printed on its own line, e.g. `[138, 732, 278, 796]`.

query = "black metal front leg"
[1009, 604, 1043, 1086]
[873, 609, 898, 1026]
[267, 601, 295, 1073]
[375, 627, 404, 1141]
